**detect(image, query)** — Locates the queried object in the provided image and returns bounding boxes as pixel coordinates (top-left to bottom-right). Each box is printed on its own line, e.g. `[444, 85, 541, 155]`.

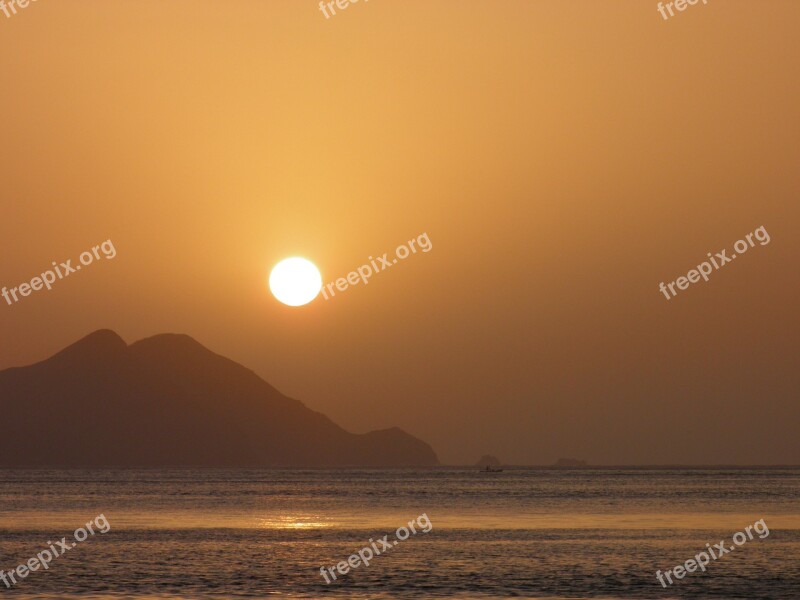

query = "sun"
[269, 257, 322, 306]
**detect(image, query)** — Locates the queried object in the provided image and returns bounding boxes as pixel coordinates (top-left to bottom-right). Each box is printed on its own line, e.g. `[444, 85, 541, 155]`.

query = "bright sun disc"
[269, 257, 322, 306]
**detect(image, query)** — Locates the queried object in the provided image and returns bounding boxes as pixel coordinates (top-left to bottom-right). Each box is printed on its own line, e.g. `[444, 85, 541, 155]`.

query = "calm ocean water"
[0, 469, 798, 599]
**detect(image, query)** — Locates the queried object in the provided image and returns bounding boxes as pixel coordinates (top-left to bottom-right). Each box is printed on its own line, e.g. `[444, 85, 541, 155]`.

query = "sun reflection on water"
[257, 514, 336, 529]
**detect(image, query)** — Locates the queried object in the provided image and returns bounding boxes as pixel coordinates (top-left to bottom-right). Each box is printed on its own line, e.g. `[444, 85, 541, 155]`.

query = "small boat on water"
[481, 466, 503, 473]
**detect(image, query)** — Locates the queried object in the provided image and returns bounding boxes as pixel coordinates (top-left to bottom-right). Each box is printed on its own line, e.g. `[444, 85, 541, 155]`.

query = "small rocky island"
[553, 458, 588, 467]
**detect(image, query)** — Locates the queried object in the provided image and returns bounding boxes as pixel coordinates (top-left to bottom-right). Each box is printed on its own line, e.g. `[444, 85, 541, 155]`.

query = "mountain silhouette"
[0, 330, 438, 467]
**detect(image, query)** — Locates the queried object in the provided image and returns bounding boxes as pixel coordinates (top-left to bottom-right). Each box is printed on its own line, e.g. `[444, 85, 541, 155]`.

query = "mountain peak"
[79, 328, 126, 345]
[129, 333, 221, 362]
[131, 332, 205, 349]
[47, 329, 127, 364]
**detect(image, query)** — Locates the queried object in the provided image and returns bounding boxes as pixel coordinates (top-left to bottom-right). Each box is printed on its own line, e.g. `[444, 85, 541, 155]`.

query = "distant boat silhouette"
[475, 454, 502, 469]
[0, 330, 439, 468]
[481, 465, 503, 473]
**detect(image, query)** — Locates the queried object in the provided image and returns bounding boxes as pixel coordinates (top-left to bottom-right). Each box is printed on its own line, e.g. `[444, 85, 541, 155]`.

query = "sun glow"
[269, 257, 322, 306]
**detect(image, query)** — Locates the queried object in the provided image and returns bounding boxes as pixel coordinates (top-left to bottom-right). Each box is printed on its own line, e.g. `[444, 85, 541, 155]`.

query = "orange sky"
[1, 1, 798, 464]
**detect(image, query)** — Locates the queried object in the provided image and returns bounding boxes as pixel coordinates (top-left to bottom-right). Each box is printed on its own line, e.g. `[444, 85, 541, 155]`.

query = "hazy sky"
[1, 1, 798, 465]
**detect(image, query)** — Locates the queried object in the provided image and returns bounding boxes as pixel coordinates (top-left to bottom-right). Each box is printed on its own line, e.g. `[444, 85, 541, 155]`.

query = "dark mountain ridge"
[0, 330, 438, 467]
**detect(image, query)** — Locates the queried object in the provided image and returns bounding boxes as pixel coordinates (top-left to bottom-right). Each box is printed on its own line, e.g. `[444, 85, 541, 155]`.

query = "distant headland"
[0, 330, 439, 468]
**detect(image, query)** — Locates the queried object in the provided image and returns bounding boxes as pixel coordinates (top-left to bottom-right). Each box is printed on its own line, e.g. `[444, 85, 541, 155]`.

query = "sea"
[0, 468, 798, 599]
